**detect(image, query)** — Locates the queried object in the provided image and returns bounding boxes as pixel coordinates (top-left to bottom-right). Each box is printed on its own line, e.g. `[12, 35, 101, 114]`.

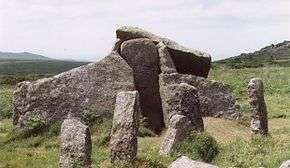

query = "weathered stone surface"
[120, 38, 164, 133]
[159, 73, 241, 125]
[248, 78, 268, 135]
[13, 52, 135, 127]
[116, 26, 211, 78]
[159, 114, 191, 155]
[168, 156, 218, 168]
[112, 39, 123, 54]
[159, 82, 204, 131]
[162, 38, 211, 78]
[279, 160, 290, 168]
[116, 26, 159, 42]
[59, 118, 92, 168]
[157, 42, 177, 74]
[110, 91, 140, 164]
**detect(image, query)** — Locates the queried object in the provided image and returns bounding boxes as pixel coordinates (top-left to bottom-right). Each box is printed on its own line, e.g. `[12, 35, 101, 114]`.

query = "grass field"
[1, 66, 290, 167]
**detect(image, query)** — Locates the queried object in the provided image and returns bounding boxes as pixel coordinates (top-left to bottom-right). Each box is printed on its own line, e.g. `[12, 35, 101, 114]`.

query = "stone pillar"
[110, 91, 140, 164]
[120, 38, 164, 134]
[59, 118, 92, 168]
[160, 82, 204, 131]
[248, 78, 268, 135]
[159, 114, 191, 155]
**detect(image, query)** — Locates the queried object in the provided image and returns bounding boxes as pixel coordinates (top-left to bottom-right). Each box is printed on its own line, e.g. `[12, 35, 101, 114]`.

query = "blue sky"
[0, 0, 289, 61]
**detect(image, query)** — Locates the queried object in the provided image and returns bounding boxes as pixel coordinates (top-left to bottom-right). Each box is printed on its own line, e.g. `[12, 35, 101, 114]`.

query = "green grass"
[2, 65, 290, 167]
[209, 66, 290, 118]
[0, 85, 13, 119]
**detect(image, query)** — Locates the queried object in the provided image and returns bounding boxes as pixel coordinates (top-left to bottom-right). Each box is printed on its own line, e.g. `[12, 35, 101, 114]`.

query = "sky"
[0, 0, 290, 61]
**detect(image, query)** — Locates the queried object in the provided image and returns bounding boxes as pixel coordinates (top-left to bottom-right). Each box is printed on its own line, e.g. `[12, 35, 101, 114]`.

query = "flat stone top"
[248, 78, 264, 88]
[116, 26, 211, 59]
[169, 156, 218, 168]
[61, 118, 88, 134]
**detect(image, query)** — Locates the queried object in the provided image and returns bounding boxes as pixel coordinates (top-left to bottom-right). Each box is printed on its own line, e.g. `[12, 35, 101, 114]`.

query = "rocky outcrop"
[160, 73, 241, 124]
[168, 156, 218, 168]
[248, 78, 268, 135]
[159, 114, 192, 155]
[120, 38, 164, 133]
[116, 26, 211, 78]
[13, 52, 135, 127]
[59, 118, 92, 168]
[110, 91, 140, 164]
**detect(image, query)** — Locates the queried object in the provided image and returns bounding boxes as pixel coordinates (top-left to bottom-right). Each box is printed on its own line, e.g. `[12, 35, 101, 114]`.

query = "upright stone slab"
[169, 156, 218, 168]
[120, 38, 164, 133]
[110, 91, 140, 164]
[248, 78, 268, 135]
[59, 118, 92, 168]
[159, 114, 191, 155]
[156, 42, 177, 74]
[13, 52, 135, 128]
[160, 82, 204, 131]
[159, 73, 241, 125]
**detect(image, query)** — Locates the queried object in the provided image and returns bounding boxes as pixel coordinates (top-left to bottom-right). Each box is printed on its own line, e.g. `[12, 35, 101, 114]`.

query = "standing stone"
[168, 156, 218, 168]
[110, 91, 140, 164]
[159, 114, 191, 155]
[279, 160, 290, 168]
[159, 73, 241, 123]
[248, 78, 268, 135]
[160, 82, 204, 131]
[120, 38, 164, 133]
[59, 118, 92, 168]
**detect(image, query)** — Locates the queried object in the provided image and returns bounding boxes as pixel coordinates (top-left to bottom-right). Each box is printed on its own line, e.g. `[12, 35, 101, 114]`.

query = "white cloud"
[0, 0, 289, 61]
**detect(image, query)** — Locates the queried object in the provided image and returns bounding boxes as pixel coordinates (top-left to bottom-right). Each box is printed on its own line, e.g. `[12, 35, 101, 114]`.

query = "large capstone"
[59, 118, 92, 168]
[110, 91, 140, 164]
[159, 73, 241, 125]
[120, 38, 164, 133]
[168, 156, 218, 168]
[159, 114, 192, 155]
[116, 26, 211, 78]
[160, 82, 204, 131]
[13, 52, 135, 127]
[248, 78, 268, 135]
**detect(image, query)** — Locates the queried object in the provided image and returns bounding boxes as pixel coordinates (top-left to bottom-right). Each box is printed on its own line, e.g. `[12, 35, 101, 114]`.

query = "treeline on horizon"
[0, 59, 90, 85]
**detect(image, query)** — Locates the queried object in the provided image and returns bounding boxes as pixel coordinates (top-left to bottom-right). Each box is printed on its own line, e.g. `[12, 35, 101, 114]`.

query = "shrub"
[81, 109, 102, 126]
[173, 132, 219, 162]
[13, 116, 47, 139]
[47, 121, 62, 137]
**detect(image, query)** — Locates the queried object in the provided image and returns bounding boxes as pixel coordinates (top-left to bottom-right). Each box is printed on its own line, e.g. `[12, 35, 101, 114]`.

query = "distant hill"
[0, 52, 90, 76]
[0, 52, 51, 60]
[215, 40, 290, 68]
